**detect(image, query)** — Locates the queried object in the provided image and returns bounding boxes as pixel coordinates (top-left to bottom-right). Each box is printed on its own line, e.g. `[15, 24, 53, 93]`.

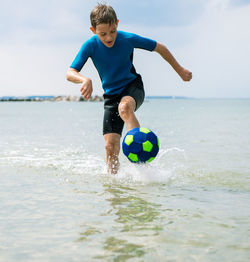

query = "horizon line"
[0, 95, 250, 100]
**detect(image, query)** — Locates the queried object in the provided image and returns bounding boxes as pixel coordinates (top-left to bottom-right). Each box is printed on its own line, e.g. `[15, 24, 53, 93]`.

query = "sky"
[0, 0, 250, 98]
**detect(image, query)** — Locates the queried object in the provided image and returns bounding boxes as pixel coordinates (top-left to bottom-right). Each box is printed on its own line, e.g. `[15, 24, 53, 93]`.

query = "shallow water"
[0, 99, 250, 261]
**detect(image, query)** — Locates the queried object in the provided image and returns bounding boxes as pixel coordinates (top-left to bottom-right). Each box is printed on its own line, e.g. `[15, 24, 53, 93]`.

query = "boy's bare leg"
[104, 96, 138, 174]
[104, 133, 121, 174]
[118, 96, 140, 131]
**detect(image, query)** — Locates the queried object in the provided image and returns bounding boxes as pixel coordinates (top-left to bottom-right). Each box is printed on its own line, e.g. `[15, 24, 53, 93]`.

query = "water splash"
[0, 146, 106, 177]
[2, 144, 248, 191]
[112, 147, 188, 185]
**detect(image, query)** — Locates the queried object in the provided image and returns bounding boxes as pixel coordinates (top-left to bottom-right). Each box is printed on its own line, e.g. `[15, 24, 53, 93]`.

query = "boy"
[66, 4, 192, 174]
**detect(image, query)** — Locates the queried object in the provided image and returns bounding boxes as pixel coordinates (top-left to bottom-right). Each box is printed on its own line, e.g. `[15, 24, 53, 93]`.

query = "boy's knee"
[118, 98, 135, 118]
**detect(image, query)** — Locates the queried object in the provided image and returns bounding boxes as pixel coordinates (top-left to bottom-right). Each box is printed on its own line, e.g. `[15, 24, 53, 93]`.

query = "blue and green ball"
[122, 127, 160, 163]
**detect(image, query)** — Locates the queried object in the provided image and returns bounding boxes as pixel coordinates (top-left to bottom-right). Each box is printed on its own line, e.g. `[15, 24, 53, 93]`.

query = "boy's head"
[90, 4, 119, 48]
[90, 4, 117, 29]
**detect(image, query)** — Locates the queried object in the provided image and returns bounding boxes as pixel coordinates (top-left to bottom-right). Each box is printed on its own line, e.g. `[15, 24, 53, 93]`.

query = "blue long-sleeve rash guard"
[70, 31, 157, 95]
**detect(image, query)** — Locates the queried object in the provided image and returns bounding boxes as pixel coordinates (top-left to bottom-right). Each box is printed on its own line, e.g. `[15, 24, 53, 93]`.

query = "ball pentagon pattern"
[122, 127, 160, 163]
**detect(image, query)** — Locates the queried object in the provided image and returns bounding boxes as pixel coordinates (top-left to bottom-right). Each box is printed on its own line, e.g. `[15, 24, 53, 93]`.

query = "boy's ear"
[90, 27, 96, 34]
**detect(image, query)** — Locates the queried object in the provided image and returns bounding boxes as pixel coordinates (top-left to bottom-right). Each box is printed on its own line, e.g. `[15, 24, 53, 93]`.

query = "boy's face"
[90, 21, 118, 48]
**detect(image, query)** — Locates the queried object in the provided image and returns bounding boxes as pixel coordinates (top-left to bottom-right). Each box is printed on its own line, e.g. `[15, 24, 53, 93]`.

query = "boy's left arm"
[154, 42, 192, 81]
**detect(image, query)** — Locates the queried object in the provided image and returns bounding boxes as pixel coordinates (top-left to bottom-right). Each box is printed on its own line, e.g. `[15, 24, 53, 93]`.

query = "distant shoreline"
[146, 96, 192, 100]
[0, 96, 104, 102]
[0, 95, 194, 102]
[1, 96, 247, 102]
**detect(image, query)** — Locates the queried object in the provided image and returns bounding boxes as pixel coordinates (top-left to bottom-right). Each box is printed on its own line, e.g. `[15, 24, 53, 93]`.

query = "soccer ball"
[122, 127, 160, 163]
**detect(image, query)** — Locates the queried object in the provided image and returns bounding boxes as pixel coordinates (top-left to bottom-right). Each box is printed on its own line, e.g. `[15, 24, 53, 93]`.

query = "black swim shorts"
[103, 75, 145, 135]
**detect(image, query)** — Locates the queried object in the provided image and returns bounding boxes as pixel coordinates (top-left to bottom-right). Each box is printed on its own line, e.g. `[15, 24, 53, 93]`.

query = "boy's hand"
[66, 68, 94, 99]
[80, 78, 93, 99]
[178, 67, 192, 82]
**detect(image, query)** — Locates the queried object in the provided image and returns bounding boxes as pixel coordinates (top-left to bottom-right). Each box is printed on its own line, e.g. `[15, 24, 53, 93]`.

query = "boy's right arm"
[66, 68, 93, 99]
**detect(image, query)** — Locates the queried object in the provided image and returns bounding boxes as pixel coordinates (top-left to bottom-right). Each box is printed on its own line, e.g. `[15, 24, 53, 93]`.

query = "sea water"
[0, 99, 250, 262]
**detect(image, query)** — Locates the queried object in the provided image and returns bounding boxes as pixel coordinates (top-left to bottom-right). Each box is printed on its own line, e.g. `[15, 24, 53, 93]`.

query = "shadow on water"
[76, 183, 163, 261]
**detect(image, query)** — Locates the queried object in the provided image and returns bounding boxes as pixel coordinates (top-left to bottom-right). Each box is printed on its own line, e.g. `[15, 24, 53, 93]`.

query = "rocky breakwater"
[0, 96, 104, 102]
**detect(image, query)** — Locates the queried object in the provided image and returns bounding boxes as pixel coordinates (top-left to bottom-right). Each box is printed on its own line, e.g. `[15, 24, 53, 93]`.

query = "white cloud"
[184, 0, 250, 97]
[0, 0, 250, 97]
[0, 43, 102, 96]
[0, 0, 100, 96]
[124, 0, 250, 98]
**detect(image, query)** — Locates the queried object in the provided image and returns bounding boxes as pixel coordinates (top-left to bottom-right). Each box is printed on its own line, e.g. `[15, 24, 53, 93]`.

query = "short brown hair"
[90, 4, 117, 29]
